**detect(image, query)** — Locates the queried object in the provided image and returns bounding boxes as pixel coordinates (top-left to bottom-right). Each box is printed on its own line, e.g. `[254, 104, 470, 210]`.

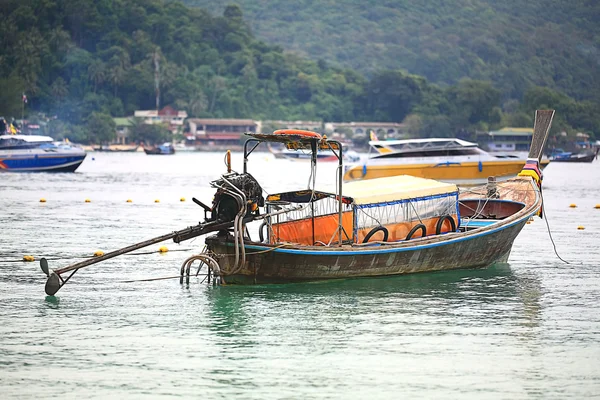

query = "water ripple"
[1, 154, 600, 398]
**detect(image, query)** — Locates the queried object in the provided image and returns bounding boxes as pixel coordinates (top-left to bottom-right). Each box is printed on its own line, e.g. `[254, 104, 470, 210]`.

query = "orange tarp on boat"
[270, 213, 457, 245]
[271, 212, 354, 245]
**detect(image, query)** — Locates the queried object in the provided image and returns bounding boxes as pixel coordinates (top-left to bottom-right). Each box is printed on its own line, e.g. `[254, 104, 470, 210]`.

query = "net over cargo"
[265, 175, 460, 245]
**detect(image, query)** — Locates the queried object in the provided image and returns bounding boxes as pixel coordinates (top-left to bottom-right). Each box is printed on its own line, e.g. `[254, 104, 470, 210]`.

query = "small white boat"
[268, 143, 360, 163]
[173, 142, 198, 152]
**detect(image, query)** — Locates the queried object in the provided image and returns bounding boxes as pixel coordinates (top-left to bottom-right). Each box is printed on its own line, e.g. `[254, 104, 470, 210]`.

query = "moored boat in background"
[0, 134, 87, 172]
[343, 137, 550, 185]
[548, 149, 597, 163]
[173, 142, 198, 152]
[94, 144, 140, 152]
[144, 143, 175, 155]
[268, 142, 360, 163]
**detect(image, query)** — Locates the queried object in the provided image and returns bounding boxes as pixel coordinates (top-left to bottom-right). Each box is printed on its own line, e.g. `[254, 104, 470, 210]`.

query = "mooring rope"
[215, 243, 289, 258]
[119, 274, 192, 283]
[539, 191, 571, 264]
[2, 248, 195, 263]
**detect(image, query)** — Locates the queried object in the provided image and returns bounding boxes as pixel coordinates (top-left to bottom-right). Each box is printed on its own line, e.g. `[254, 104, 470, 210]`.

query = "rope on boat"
[3, 248, 195, 263]
[260, 148, 320, 246]
[539, 191, 571, 264]
[120, 274, 195, 283]
[462, 178, 571, 265]
[212, 176, 248, 274]
[215, 243, 290, 257]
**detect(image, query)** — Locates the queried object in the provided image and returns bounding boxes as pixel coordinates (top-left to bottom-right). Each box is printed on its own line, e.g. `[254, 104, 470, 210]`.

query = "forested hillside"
[0, 0, 598, 144]
[185, 0, 600, 104]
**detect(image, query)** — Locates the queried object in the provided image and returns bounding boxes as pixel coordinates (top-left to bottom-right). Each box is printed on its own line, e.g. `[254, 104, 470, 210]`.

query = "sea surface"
[1, 152, 599, 399]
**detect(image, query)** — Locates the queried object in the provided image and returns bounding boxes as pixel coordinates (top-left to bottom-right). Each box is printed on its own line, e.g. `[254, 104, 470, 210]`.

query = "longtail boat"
[39, 110, 555, 295]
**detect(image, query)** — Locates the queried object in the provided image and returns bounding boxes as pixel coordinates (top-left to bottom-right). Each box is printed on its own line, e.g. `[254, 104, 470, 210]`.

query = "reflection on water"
[1, 153, 599, 398]
[204, 263, 543, 337]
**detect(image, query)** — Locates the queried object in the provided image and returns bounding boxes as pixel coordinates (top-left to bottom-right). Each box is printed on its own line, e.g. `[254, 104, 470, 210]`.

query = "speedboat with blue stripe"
[0, 134, 87, 172]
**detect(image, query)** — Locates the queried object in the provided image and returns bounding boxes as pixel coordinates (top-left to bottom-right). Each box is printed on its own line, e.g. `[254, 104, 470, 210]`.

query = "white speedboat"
[344, 138, 550, 185]
[0, 134, 87, 172]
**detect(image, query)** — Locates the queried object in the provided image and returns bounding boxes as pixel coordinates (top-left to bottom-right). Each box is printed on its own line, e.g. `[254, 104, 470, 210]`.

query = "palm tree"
[208, 76, 227, 113]
[107, 65, 125, 97]
[47, 28, 72, 54]
[51, 77, 69, 99]
[88, 60, 105, 93]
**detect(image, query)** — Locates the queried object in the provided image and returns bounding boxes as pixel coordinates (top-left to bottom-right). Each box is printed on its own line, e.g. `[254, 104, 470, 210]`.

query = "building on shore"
[113, 117, 135, 144]
[186, 118, 259, 150]
[134, 106, 187, 134]
[110, 114, 411, 151]
[262, 120, 323, 133]
[477, 128, 534, 153]
[327, 122, 408, 140]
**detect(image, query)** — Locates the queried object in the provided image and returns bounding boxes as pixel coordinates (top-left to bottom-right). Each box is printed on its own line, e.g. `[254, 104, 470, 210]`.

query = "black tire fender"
[435, 215, 457, 235]
[258, 221, 268, 242]
[363, 226, 389, 243]
[406, 224, 427, 240]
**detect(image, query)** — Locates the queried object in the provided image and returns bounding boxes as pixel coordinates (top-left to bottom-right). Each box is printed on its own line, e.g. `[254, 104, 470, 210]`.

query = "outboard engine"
[209, 172, 264, 223]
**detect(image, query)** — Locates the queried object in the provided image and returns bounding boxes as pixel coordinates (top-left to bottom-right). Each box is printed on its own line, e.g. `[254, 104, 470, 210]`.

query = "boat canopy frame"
[243, 131, 461, 247]
[244, 131, 346, 246]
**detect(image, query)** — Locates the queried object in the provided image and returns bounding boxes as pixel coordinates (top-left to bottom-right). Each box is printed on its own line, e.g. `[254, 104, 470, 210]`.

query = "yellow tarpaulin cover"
[342, 175, 457, 205]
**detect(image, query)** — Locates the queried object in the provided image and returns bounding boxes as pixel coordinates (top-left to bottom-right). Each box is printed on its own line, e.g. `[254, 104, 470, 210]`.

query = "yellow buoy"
[23, 255, 35, 262]
[154, 199, 160, 203]
[158, 246, 168, 253]
[39, 198, 46, 203]
[180, 197, 186, 202]
[94, 250, 105, 257]
[569, 204, 577, 208]
[577, 226, 585, 230]
[85, 199, 91, 203]
[126, 199, 132, 203]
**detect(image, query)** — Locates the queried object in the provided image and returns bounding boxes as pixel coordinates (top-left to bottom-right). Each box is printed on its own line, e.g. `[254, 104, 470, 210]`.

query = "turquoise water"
[1, 152, 600, 398]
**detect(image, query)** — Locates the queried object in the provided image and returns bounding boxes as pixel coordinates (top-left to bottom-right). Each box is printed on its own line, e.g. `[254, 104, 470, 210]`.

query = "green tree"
[446, 79, 501, 129]
[129, 121, 170, 145]
[85, 112, 116, 144]
[360, 71, 427, 122]
[50, 77, 69, 100]
[88, 60, 106, 93]
[0, 77, 26, 118]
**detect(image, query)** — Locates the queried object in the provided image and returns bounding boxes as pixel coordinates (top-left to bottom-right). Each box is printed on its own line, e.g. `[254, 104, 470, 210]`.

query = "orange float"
[273, 129, 322, 139]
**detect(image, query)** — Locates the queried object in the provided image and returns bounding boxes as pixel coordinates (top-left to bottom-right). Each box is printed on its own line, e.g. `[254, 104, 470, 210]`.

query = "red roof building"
[187, 118, 259, 149]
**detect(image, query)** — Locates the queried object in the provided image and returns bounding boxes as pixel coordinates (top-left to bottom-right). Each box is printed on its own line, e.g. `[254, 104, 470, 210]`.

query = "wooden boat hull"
[205, 177, 538, 283]
[344, 159, 550, 185]
[144, 147, 175, 155]
[206, 217, 526, 283]
[204, 173, 540, 284]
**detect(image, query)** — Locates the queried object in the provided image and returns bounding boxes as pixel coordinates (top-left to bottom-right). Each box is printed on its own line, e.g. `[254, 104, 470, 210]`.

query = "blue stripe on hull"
[1, 155, 86, 172]
[240, 209, 535, 256]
